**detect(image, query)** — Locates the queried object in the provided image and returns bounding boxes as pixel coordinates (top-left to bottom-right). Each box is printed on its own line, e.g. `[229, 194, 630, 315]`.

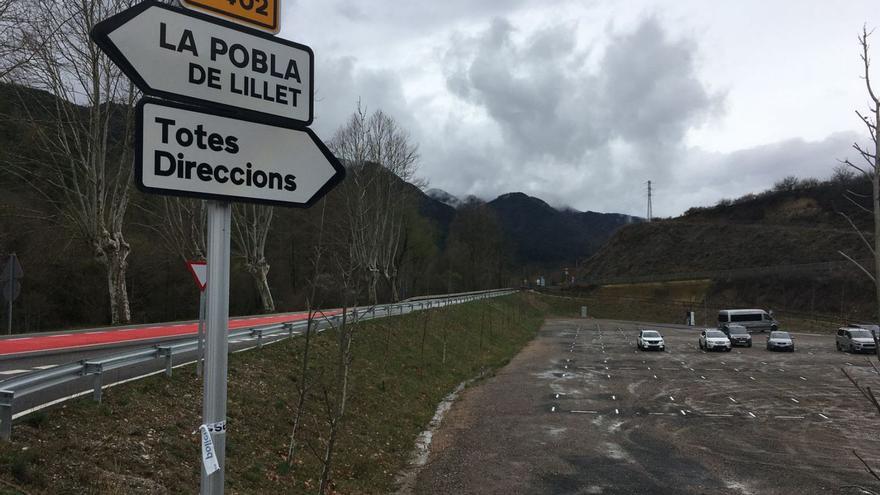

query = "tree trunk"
[286, 305, 315, 466]
[368, 271, 379, 306]
[874, 123, 880, 328]
[248, 259, 275, 313]
[97, 230, 131, 325]
[318, 306, 353, 494]
[389, 273, 399, 303]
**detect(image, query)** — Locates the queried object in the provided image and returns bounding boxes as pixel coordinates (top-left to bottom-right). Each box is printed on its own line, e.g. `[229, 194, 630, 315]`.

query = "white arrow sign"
[136, 99, 345, 206]
[92, 1, 313, 126]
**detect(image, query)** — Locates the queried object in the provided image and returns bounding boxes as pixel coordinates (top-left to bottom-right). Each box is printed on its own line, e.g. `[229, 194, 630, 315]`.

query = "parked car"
[766, 331, 794, 352]
[637, 329, 665, 351]
[851, 323, 880, 342]
[717, 309, 778, 333]
[699, 329, 731, 352]
[836, 327, 877, 354]
[722, 324, 752, 347]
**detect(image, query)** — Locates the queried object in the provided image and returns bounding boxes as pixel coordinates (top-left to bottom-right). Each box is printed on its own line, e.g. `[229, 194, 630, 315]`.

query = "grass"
[557, 287, 844, 334]
[592, 280, 713, 305]
[0, 292, 572, 494]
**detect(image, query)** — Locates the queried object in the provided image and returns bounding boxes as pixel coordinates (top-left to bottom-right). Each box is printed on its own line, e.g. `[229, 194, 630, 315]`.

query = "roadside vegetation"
[0, 292, 581, 494]
[554, 284, 851, 334]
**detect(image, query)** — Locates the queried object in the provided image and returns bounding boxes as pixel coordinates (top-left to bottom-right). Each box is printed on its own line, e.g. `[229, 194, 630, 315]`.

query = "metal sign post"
[197, 291, 207, 377]
[91, 2, 345, 492]
[5, 255, 10, 334]
[1, 254, 22, 335]
[202, 201, 231, 495]
[5, 256, 11, 335]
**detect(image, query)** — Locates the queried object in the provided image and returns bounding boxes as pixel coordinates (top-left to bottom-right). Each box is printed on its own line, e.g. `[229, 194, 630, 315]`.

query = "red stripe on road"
[0, 311, 337, 356]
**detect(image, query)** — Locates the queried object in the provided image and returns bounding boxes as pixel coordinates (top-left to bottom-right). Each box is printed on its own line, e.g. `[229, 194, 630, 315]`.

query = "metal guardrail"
[0, 289, 515, 440]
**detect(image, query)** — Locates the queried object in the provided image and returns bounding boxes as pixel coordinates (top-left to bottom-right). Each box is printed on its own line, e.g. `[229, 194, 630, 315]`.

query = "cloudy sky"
[279, 0, 880, 217]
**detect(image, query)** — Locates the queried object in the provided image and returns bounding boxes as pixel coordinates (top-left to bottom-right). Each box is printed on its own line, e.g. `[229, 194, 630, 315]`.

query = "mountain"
[574, 176, 877, 322]
[425, 188, 463, 209]
[579, 176, 873, 283]
[407, 188, 636, 266]
[486, 192, 637, 265]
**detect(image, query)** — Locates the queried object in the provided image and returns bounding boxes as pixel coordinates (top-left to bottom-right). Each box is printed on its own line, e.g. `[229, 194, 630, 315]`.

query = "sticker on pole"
[181, 0, 280, 34]
[199, 424, 221, 475]
[135, 98, 345, 207]
[186, 260, 208, 291]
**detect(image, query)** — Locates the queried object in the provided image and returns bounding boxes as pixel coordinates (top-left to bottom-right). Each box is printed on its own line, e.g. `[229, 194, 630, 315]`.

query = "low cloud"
[305, 11, 860, 218]
[424, 16, 725, 215]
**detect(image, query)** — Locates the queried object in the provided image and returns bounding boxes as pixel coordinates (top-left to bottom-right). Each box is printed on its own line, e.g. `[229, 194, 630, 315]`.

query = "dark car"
[766, 331, 794, 352]
[723, 324, 752, 347]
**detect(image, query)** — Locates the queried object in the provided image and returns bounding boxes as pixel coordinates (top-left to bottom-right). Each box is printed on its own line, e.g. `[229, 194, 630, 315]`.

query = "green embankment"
[566, 283, 845, 333]
[0, 292, 583, 494]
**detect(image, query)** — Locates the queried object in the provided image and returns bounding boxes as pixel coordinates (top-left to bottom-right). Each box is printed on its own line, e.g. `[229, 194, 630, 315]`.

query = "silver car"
[766, 331, 794, 352]
[837, 327, 877, 354]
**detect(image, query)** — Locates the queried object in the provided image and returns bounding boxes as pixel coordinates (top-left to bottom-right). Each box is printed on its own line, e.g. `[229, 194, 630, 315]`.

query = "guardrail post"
[284, 323, 293, 338]
[0, 390, 13, 441]
[252, 329, 263, 349]
[83, 362, 103, 403]
[157, 346, 173, 377]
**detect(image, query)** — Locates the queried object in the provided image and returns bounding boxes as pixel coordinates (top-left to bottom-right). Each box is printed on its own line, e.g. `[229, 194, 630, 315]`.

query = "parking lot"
[411, 318, 880, 495]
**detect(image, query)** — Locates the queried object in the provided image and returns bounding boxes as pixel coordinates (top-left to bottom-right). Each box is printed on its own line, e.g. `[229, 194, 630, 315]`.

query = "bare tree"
[331, 103, 419, 304]
[144, 198, 207, 262]
[838, 27, 880, 495]
[0, 0, 38, 82]
[839, 26, 880, 326]
[286, 200, 330, 467]
[232, 203, 275, 312]
[6, 0, 138, 324]
[316, 257, 360, 495]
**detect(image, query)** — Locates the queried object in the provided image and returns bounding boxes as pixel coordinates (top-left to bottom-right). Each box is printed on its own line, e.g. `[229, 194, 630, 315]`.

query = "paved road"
[0, 295, 484, 423]
[0, 311, 328, 359]
[411, 318, 880, 494]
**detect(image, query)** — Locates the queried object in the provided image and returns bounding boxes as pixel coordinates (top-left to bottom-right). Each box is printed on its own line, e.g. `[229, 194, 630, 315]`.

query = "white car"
[699, 329, 731, 352]
[637, 329, 665, 351]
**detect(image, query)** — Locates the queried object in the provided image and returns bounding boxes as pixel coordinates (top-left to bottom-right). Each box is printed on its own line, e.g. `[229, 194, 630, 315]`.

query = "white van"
[717, 309, 778, 333]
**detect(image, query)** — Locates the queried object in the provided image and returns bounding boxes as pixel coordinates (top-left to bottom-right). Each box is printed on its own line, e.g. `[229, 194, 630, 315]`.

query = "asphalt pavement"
[0, 296, 468, 423]
[410, 318, 880, 495]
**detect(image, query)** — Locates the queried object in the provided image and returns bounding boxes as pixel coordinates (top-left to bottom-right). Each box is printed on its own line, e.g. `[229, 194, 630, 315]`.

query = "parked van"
[717, 309, 778, 333]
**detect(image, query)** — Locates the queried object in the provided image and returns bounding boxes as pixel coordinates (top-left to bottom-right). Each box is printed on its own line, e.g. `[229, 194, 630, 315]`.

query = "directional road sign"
[136, 98, 345, 207]
[181, 0, 280, 34]
[91, 1, 313, 126]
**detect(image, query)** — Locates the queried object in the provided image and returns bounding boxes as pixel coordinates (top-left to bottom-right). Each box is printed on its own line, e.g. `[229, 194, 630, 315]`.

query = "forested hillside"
[580, 175, 874, 282]
[576, 175, 878, 321]
[0, 83, 630, 333]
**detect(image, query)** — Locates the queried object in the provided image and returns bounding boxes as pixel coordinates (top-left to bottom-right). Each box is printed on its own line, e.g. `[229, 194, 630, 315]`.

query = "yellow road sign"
[181, 0, 279, 34]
